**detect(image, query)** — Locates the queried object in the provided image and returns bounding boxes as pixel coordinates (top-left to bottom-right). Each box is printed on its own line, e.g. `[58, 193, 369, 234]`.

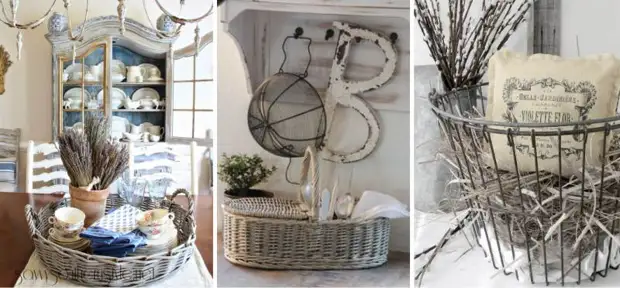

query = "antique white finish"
[117, 0, 126, 34]
[25, 141, 70, 194]
[220, 0, 409, 21]
[220, 0, 409, 112]
[61, 0, 89, 62]
[322, 21, 397, 163]
[154, 0, 213, 25]
[62, 0, 88, 42]
[46, 16, 176, 139]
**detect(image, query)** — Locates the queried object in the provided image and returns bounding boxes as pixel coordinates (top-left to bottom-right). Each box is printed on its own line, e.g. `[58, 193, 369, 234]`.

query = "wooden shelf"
[63, 109, 103, 112]
[63, 81, 103, 86]
[114, 82, 166, 86]
[113, 109, 166, 112]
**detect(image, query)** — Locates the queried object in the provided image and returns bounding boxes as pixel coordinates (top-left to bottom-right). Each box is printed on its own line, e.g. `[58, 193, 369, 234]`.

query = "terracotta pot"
[69, 185, 110, 227]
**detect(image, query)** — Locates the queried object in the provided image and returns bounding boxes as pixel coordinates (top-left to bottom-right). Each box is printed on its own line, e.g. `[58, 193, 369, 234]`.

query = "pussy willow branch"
[414, 0, 532, 91]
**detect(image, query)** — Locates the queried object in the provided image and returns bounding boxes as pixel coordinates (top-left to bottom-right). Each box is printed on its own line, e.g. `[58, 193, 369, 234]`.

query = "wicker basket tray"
[222, 147, 391, 270]
[24, 189, 196, 287]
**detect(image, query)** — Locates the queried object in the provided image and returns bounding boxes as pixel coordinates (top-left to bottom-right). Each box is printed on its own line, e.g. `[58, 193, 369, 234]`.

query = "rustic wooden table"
[0, 192, 213, 287]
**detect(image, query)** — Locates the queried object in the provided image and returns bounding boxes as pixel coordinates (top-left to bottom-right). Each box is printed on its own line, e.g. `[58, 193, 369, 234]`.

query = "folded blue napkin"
[80, 226, 146, 257]
[80, 226, 124, 244]
[90, 231, 145, 249]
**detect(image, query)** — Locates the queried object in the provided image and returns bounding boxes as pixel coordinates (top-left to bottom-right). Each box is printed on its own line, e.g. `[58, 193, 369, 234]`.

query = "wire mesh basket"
[429, 83, 620, 285]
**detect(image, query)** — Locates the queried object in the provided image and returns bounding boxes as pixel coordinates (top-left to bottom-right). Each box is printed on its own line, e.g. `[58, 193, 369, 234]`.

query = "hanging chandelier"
[0, 0, 214, 61]
[0, 0, 58, 60]
[137, 0, 214, 54]
[61, 0, 90, 63]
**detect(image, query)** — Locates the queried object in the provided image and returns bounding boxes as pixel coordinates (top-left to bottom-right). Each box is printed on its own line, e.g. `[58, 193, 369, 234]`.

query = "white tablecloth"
[14, 248, 212, 287]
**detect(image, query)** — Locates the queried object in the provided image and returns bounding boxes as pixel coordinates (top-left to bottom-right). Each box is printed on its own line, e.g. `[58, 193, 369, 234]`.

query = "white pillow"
[486, 49, 620, 176]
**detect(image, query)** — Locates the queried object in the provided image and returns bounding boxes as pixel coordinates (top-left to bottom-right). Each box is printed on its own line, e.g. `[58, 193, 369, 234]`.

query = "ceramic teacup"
[149, 67, 160, 78]
[48, 207, 85, 238]
[136, 209, 175, 239]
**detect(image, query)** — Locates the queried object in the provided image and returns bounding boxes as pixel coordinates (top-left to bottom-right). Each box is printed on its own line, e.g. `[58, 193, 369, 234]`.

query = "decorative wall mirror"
[0, 46, 11, 95]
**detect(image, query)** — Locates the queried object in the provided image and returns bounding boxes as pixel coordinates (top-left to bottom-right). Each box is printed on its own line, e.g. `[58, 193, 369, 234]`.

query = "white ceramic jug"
[127, 66, 142, 83]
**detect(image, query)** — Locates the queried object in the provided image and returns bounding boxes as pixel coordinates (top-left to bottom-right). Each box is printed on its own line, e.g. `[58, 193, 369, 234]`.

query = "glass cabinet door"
[58, 42, 109, 135]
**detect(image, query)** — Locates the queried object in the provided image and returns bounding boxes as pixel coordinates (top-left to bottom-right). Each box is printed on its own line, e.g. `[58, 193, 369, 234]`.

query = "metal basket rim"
[429, 82, 620, 135]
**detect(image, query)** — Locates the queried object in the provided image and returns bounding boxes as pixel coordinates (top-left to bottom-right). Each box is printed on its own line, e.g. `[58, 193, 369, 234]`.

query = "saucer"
[146, 77, 164, 82]
[48, 234, 90, 251]
[49, 229, 81, 243]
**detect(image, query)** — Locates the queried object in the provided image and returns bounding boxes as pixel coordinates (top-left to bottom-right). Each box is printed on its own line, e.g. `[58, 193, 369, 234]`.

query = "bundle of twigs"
[57, 114, 129, 190]
[414, 0, 532, 91]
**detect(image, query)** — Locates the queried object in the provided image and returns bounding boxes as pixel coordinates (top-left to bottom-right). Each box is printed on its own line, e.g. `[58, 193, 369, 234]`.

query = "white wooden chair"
[0, 128, 20, 191]
[128, 142, 179, 196]
[127, 141, 201, 196]
[25, 141, 70, 194]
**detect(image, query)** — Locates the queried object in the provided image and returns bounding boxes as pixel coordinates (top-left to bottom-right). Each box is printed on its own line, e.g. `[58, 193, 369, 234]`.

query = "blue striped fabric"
[0, 157, 16, 183]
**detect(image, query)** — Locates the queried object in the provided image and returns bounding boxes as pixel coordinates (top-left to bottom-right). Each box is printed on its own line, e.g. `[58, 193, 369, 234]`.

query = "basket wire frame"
[429, 83, 620, 286]
[247, 30, 326, 159]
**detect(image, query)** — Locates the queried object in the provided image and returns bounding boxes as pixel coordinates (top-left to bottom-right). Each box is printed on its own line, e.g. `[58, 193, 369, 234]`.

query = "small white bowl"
[124, 100, 140, 110]
[111, 73, 125, 83]
[122, 132, 141, 142]
[149, 134, 161, 142]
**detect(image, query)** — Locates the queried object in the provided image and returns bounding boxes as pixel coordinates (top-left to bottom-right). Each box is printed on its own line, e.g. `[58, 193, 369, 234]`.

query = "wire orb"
[248, 72, 326, 158]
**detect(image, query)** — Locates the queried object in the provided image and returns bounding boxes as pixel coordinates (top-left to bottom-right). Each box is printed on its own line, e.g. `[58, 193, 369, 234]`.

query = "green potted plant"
[218, 153, 277, 199]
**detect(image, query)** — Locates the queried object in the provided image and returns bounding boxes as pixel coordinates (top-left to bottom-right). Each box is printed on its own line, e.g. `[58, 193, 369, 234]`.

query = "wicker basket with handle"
[24, 189, 196, 287]
[222, 147, 391, 270]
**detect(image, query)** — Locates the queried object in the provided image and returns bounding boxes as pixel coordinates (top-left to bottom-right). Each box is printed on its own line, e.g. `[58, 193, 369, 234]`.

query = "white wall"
[560, 0, 620, 57]
[0, 1, 214, 191]
[413, 0, 531, 65]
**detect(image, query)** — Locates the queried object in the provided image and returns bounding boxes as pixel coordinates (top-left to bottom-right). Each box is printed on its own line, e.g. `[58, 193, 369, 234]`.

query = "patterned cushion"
[0, 157, 16, 183]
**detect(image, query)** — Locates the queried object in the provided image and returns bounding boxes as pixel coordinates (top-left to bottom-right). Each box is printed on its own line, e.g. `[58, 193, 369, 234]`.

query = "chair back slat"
[26, 141, 69, 194]
[0, 128, 20, 187]
[127, 142, 203, 195]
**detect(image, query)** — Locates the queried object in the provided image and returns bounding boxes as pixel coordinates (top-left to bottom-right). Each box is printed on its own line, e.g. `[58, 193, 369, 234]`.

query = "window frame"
[167, 32, 214, 146]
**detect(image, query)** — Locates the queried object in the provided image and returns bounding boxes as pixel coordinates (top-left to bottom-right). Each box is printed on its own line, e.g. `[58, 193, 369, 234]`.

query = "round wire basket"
[429, 83, 620, 285]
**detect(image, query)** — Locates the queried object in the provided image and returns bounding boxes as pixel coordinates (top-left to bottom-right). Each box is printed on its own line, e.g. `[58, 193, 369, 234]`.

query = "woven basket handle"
[24, 204, 39, 238]
[171, 189, 195, 217]
[298, 146, 319, 220]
